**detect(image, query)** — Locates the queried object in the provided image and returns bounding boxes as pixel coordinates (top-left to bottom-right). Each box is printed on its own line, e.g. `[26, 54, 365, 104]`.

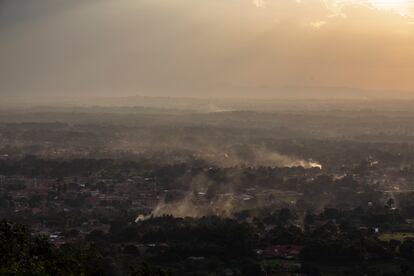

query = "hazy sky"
[1, 0, 414, 98]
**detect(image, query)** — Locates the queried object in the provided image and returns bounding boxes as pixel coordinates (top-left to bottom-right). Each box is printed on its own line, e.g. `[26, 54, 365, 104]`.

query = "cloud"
[323, 0, 414, 17]
[255, 0, 414, 18]
[253, 0, 267, 8]
[309, 20, 327, 28]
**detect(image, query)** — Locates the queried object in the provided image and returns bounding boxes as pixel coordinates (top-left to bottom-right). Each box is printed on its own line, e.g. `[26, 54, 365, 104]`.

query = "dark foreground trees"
[0, 220, 84, 275]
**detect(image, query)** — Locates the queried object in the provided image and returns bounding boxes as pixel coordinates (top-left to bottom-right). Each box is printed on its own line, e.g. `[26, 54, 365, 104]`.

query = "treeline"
[3, 209, 414, 275]
[0, 219, 169, 276]
[0, 156, 151, 178]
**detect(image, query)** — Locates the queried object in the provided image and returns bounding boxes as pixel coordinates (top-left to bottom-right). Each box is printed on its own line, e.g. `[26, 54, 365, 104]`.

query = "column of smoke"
[198, 145, 322, 169]
[137, 172, 238, 220]
[110, 130, 322, 169]
[136, 147, 322, 221]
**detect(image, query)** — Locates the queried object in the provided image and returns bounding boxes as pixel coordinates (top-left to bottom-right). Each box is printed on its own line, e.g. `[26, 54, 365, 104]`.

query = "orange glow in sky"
[324, 0, 414, 16]
[2, 0, 414, 98]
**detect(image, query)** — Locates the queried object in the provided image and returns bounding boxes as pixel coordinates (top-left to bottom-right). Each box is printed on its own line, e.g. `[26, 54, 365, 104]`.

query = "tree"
[387, 198, 395, 209]
[0, 220, 83, 275]
[130, 262, 171, 276]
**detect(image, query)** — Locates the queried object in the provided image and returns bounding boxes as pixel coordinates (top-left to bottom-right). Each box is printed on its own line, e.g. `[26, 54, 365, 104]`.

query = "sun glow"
[254, 1, 414, 17]
[325, 0, 414, 16]
[370, 0, 411, 15]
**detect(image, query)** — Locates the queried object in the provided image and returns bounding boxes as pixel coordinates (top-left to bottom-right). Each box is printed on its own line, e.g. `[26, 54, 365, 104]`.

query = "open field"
[379, 232, 414, 242]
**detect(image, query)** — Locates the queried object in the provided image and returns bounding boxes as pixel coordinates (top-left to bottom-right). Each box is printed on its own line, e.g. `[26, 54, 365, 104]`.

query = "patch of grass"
[378, 232, 414, 242]
[261, 259, 300, 276]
